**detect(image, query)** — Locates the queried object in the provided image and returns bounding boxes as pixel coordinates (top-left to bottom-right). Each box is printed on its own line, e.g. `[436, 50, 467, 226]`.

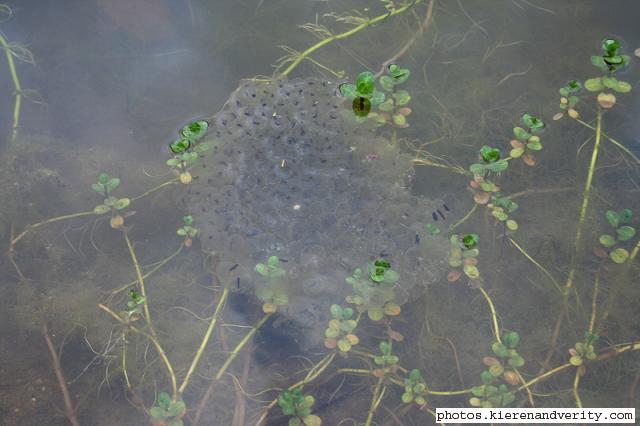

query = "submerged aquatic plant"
[149, 392, 186, 426]
[176, 215, 198, 248]
[597, 209, 635, 263]
[345, 259, 402, 320]
[323, 304, 359, 352]
[254, 256, 289, 313]
[470, 331, 523, 408]
[166, 120, 213, 184]
[401, 369, 428, 406]
[568, 332, 598, 366]
[371, 64, 412, 128]
[91, 172, 131, 229]
[447, 233, 481, 283]
[339, 71, 385, 117]
[278, 389, 322, 426]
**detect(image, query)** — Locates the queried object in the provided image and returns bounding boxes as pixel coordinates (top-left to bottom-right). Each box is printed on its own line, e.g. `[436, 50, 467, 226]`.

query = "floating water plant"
[254, 256, 289, 313]
[176, 215, 198, 248]
[584, 38, 632, 110]
[373, 341, 400, 371]
[371, 63, 412, 128]
[339, 71, 385, 117]
[345, 259, 402, 320]
[568, 332, 598, 366]
[447, 234, 480, 283]
[554, 80, 582, 120]
[469, 332, 523, 408]
[91, 172, 131, 229]
[487, 193, 519, 232]
[166, 120, 213, 184]
[597, 209, 635, 263]
[323, 304, 359, 352]
[278, 389, 322, 426]
[149, 392, 186, 426]
[509, 113, 545, 166]
[126, 289, 145, 317]
[401, 369, 428, 406]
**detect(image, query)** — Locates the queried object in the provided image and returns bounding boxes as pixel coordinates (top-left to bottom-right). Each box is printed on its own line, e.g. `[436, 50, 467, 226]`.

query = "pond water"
[1, 1, 639, 425]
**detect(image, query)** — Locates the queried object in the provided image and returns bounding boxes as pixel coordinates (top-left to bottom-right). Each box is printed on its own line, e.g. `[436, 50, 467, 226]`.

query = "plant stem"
[478, 287, 500, 342]
[130, 176, 181, 202]
[365, 377, 385, 426]
[0, 32, 23, 144]
[278, 0, 423, 78]
[508, 237, 563, 294]
[573, 369, 583, 408]
[572, 117, 640, 165]
[10, 211, 95, 247]
[42, 323, 81, 426]
[124, 233, 158, 341]
[215, 314, 271, 380]
[98, 303, 178, 400]
[449, 203, 478, 231]
[179, 288, 229, 394]
[110, 244, 184, 295]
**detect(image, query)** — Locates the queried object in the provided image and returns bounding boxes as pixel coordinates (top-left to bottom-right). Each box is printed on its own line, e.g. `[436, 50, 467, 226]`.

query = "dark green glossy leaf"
[502, 331, 520, 349]
[356, 72, 375, 96]
[181, 120, 209, 141]
[606, 210, 620, 227]
[170, 138, 191, 154]
[352, 97, 371, 117]
[616, 226, 635, 241]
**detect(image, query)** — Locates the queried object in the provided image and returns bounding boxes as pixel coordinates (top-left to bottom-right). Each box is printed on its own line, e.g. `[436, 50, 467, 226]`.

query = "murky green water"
[1, 1, 639, 425]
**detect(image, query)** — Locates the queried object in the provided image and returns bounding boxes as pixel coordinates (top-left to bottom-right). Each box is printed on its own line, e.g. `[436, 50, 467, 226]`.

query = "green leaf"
[168, 420, 184, 426]
[462, 233, 479, 249]
[168, 401, 186, 417]
[463, 264, 480, 279]
[170, 138, 191, 154]
[569, 355, 583, 366]
[619, 209, 633, 224]
[356, 72, 375, 96]
[602, 38, 620, 55]
[425, 223, 440, 235]
[341, 320, 357, 332]
[492, 342, 510, 358]
[480, 146, 501, 163]
[507, 355, 525, 368]
[289, 418, 303, 426]
[393, 90, 411, 106]
[489, 364, 504, 377]
[559, 87, 569, 97]
[613, 80, 632, 93]
[267, 256, 280, 268]
[93, 204, 110, 214]
[114, 198, 130, 210]
[181, 120, 209, 141]
[510, 147, 524, 158]
[506, 220, 518, 231]
[342, 307, 354, 319]
[325, 327, 340, 338]
[382, 269, 399, 284]
[337, 338, 352, 352]
[166, 158, 181, 167]
[469, 163, 487, 175]
[616, 226, 635, 241]
[401, 392, 414, 403]
[526, 137, 542, 151]
[471, 386, 485, 397]
[330, 304, 342, 319]
[610, 248, 629, 264]
[339, 83, 357, 100]
[370, 90, 386, 105]
[590, 56, 608, 72]
[599, 234, 615, 247]
[513, 127, 531, 142]
[368, 308, 384, 321]
[487, 160, 509, 173]
[480, 370, 493, 385]
[149, 407, 170, 419]
[302, 415, 322, 426]
[388, 64, 410, 84]
[585, 77, 604, 92]
[602, 76, 618, 89]
[98, 173, 110, 185]
[105, 178, 120, 192]
[255, 264, 269, 276]
[91, 183, 104, 193]
[379, 341, 391, 355]
[606, 210, 620, 228]
[158, 392, 172, 411]
[502, 331, 520, 348]
[392, 114, 406, 126]
[378, 99, 395, 112]
[301, 395, 315, 408]
[379, 75, 395, 92]
[521, 114, 545, 133]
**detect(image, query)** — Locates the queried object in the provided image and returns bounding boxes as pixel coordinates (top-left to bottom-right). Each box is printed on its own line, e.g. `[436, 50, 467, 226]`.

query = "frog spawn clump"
[181, 78, 450, 348]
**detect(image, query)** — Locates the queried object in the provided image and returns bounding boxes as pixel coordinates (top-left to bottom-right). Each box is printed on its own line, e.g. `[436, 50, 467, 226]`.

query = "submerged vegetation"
[2, 1, 640, 425]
